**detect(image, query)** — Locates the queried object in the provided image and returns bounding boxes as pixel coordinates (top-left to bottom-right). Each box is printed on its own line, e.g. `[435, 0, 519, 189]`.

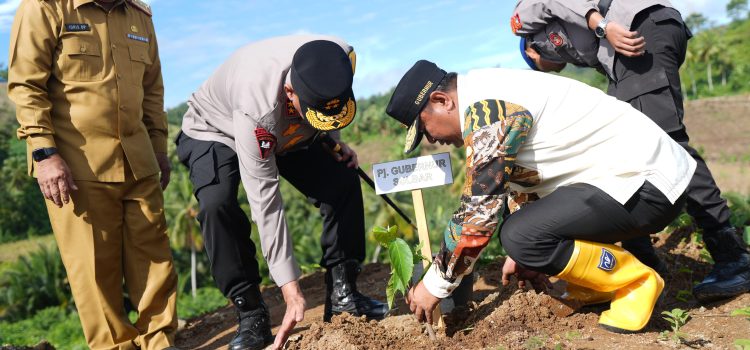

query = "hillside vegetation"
[1, 8, 749, 348]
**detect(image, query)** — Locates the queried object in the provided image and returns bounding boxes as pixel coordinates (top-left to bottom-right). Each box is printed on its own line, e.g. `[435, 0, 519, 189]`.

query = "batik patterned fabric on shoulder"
[435, 100, 533, 283]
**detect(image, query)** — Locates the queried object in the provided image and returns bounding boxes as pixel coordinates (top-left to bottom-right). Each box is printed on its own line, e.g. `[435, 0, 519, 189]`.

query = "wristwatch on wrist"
[32, 147, 58, 162]
[595, 18, 609, 38]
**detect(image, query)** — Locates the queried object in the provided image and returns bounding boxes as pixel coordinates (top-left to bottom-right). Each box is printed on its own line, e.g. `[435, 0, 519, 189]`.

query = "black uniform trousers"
[500, 181, 687, 276]
[608, 5, 731, 231]
[176, 132, 365, 299]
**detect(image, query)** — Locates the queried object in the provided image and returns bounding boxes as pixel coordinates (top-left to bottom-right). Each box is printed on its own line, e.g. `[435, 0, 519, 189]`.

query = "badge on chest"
[65, 23, 91, 32]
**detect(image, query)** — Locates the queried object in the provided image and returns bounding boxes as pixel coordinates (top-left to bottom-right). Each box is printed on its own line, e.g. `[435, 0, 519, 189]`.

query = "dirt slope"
[176, 227, 750, 349]
[175, 94, 750, 349]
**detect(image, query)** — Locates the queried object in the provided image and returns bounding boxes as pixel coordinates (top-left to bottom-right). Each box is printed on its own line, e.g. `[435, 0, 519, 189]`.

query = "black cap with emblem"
[291, 40, 356, 131]
[385, 60, 447, 154]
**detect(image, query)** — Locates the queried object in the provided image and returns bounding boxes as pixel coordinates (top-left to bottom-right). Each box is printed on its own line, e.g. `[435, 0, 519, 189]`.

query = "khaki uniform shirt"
[512, 0, 674, 79]
[9, 0, 167, 182]
[180, 34, 354, 286]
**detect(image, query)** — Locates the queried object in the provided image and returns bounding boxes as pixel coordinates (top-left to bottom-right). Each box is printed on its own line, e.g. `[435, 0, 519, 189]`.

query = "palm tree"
[164, 170, 203, 298]
[0, 243, 73, 321]
[696, 31, 721, 92]
[681, 41, 699, 98]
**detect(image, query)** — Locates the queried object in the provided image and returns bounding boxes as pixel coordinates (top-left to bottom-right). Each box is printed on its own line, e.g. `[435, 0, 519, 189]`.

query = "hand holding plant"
[373, 225, 437, 340]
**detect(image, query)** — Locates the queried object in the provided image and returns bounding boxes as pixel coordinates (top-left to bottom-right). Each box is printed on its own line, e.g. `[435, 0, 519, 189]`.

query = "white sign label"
[372, 153, 453, 195]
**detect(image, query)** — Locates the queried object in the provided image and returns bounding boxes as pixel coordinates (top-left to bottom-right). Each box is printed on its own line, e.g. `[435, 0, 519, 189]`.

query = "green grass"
[0, 306, 87, 349]
[177, 287, 229, 320]
[0, 287, 229, 349]
[0, 234, 54, 264]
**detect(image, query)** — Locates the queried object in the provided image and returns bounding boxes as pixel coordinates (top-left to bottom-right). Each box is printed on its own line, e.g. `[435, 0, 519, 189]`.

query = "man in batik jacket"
[385, 60, 695, 333]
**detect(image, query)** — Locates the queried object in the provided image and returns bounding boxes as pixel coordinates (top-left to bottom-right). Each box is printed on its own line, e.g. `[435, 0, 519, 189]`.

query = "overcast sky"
[0, 0, 732, 107]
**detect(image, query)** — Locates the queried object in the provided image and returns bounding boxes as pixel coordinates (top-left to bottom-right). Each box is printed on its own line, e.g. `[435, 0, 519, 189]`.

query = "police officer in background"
[510, 0, 750, 302]
[176, 35, 388, 350]
[9, 0, 178, 349]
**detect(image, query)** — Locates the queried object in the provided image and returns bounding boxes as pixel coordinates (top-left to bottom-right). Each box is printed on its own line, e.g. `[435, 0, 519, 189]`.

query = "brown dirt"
[175, 95, 750, 349]
[683, 94, 750, 195]
[175, 228, 750, 350]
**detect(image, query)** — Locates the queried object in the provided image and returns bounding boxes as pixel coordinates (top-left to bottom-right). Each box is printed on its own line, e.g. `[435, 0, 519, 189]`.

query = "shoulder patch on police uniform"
[598, 248, 616, 271]
[511, 13, 522, 34]
[126, 0, 152, 16]
[254, 127, 276, 160]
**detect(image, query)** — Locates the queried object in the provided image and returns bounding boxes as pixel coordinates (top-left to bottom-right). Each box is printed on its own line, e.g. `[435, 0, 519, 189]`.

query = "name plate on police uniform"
[373, 153, 453, 195]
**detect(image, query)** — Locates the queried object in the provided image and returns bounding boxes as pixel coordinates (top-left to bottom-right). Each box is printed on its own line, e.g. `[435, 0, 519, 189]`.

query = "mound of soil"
[176, 226, 750, 349]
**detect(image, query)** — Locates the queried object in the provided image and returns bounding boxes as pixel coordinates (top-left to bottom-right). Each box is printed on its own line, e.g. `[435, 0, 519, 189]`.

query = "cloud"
[453, 52, 525, 72]
[671, 0, 731, 23]
[0, 0, 20, 13]
[353, 67, 404, 98]
[347, 11, 377, 24]
[0, 0, 21, 32]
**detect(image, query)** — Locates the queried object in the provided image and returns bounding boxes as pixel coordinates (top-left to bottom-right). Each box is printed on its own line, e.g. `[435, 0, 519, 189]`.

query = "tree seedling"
[373, 225, 436, 340]
[660, 308, 690, 343]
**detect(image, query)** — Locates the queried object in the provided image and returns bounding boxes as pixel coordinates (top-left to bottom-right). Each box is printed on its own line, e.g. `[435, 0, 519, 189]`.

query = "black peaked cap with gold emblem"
[291, 40, 356, 131]
[385, 60, 447, 154]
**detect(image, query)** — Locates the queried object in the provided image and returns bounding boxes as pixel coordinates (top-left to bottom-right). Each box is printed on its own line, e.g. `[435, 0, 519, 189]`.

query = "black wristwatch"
[32, 147, 58, 162]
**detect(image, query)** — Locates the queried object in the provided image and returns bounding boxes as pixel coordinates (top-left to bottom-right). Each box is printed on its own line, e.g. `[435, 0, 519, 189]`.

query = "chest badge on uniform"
[254, 127, 276, 159]
[131, 25, 138, 33]
[286, 99, 298, 118]
[127, 33, 150, 43]
[549, 32, 564, 47]
[598, 248, 616, 271]
[65, 23, 91, 32]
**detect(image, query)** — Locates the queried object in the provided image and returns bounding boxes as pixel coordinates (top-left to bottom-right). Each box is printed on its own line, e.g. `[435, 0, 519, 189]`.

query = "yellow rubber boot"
[555, 240, 664, 332]
[561, 282, 614, 306]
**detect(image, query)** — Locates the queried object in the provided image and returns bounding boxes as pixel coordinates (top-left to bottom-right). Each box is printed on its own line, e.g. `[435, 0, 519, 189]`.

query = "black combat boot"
[228, 287, 274, 350]
[324, 260, 389, 322]
[693, 225, 750, 303]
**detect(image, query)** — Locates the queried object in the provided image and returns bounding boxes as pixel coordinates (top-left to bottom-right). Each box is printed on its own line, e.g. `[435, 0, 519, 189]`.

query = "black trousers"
[608, 5, 731, 231]
[500, 182, 687, 276]
[175, 132, 365, 299]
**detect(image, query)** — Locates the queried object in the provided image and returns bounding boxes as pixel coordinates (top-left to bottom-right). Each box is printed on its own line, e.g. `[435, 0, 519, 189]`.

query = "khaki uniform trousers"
[45, 169, 177, 350]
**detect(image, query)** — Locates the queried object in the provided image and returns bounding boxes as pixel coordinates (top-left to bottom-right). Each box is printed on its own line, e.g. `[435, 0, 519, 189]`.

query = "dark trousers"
[608, 5, 731, 231]
[176, 132, 365, 299]
[500, 181, 687, 276]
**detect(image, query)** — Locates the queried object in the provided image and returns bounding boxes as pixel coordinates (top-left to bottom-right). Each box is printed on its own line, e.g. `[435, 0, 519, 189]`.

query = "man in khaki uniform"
[8, 0, 178, 349]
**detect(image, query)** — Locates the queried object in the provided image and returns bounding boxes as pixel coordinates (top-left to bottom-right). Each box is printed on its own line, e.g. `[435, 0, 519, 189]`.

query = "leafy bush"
[0, 243, 73, 321]
[725, 192, 750, 229]
[177, 287, 228, 320]
[0, 306, 86, 349]
[0, 127, 51, 244]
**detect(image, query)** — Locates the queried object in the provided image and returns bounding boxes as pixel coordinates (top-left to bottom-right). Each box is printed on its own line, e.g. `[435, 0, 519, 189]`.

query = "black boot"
[324, 260, 389, 322]
[228, 287, 274, 350]
[693, 225, 750, 303]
